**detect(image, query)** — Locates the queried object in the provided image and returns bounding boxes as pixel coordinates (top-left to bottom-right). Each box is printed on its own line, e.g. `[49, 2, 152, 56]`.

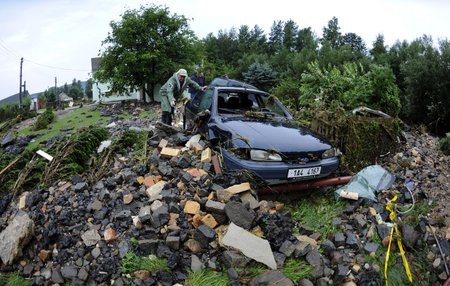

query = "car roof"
[208, 77, 257, 89]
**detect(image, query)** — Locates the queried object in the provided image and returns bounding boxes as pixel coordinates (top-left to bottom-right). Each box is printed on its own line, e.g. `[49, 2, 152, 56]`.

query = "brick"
[191, 142, 204, 152]
[201, 148, 212, 163]
[192, 213, 203, 228]
[184, 200, 201, 214]
[224, 182, 251, 194]
[201, 214, 218, 229]
[19, 192, 28, 210]
[158, 138, 168, 150]
[186, 168, 207, 177]
[143, 176, 155, 187]
[160, 147, 180, 158]
[211, 155, 222, 174]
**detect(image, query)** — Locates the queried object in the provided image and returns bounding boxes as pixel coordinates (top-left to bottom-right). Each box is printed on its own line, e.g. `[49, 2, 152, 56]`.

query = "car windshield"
[216, 90, 287, 117]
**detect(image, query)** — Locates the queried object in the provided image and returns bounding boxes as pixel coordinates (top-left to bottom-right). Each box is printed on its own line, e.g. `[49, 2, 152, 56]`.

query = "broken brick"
[184, 200, 201, 215]
[224, 182, 251, 194]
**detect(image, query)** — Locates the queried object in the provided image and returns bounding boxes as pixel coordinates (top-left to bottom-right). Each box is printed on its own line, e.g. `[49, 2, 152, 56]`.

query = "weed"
[289, 192, 345, 239]
[33, 108, 55, 131]
[121, 252, 168, 274]
[184, 268, 228, 286]
[281, 258, 313, 282]
[0, 272, 31, 286]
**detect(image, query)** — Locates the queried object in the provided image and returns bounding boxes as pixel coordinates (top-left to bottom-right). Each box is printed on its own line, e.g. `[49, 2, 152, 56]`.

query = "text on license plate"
[287, 167, 321, 178]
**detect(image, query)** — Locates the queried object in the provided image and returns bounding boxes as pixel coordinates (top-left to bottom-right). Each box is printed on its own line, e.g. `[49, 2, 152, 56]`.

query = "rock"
[222, 250, 250, 268]
[51, 268, 65, 284]
[61, 265, 78, 278]
[249, 270, 294, 286]
[306, 249, 321, 266]
[321, 239, 336, 255]
[190, 254, 204, 272]
[104, 227, 117, 243]
[334, 232, 346, 247]
[194, 224, 216, 248]
[363, 242, 379, 253]
[222, 223, 276, 270]
[225, 201, 255, 229]
[400, 223, 419, 249]
[298, 278, 314, 286]
[0, 211, 35, 265]
[184, 239, 202, 253]
[81, 229, 101, 247]
[279, 240, 296, 257]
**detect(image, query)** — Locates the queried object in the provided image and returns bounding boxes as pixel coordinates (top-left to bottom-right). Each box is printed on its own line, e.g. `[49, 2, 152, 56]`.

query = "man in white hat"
[159, 69, 207, 125]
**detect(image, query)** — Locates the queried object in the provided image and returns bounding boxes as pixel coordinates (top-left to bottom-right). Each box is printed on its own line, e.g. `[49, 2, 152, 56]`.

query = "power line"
[0, 37, 91, 72]
[24, 58, 91, 72]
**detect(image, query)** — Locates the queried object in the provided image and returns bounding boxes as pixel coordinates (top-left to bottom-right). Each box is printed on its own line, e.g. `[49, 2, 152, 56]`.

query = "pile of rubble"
[0, 105, 448, 286]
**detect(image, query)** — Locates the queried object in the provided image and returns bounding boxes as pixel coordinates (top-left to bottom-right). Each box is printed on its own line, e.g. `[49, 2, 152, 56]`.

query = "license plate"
[287, 167, 321, 178]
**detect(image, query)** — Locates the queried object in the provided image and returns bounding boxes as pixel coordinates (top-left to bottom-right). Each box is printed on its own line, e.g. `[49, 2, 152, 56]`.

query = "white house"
[91, 57, 161, 103]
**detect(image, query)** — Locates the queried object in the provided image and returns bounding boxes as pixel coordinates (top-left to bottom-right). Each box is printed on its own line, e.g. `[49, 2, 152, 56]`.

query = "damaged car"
[184, 77, 340, 185]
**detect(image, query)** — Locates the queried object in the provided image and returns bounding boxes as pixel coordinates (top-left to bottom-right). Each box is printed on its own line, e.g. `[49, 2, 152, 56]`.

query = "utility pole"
[55, 76, 58, 109]
[19, 57, 23, 108]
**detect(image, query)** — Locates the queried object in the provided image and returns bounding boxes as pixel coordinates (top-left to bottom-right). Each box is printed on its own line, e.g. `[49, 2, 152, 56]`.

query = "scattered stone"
[222, 223, 277, 270]
[249, 270, 294, 286]
[0, 211, 34, 265]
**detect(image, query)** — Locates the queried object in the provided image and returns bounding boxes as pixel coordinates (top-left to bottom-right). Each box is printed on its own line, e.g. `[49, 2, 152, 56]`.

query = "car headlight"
[250, 149, 282, 161]
[322, 148, 337, 159]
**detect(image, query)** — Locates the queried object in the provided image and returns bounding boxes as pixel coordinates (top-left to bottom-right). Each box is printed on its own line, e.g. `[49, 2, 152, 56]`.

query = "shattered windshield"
[216, 91, 287, 118]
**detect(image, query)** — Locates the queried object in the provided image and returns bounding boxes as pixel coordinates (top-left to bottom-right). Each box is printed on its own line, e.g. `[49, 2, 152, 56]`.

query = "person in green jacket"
[159, 68, 207, 125]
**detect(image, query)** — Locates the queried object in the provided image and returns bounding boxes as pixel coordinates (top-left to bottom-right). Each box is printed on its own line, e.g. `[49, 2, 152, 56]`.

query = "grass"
[184, 269, 229, 286]
[121, 252, 169, 274]
[289, 192, 346, 239]
[364, 243, 430, 285]
[237, 258, 312, 284]
[281, 258, 313, 282]
[0, 272, 30, 286]
[18, 106, 108, 150]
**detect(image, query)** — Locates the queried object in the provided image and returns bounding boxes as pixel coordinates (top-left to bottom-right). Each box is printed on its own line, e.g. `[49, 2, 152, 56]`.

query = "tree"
[296, 27, 318, 52]
[322, 17, 341, 48]
[95, 4, 198, 102]
[85, 79, 93, 100]
[370, 34, 388, 65]
[341, 32, 367, 56]
[283, 19, 298, 52]
[268, 20, 284, 54]
[242, 62, 277, 92]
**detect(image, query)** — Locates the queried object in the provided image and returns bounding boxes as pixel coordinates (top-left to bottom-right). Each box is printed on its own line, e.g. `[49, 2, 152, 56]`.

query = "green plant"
[121, 252, 169, 274]
[438, 133, 450, 155]
[184, 268, 228, 286]
[289, 192, 345, 238]
[281, 258, 313, 282]
[0, 272, 31, 286]
[33, 108, 55, 130]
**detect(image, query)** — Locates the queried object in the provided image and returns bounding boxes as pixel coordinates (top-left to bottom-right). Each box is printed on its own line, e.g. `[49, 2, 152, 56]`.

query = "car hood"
[210, 116, 332, 153]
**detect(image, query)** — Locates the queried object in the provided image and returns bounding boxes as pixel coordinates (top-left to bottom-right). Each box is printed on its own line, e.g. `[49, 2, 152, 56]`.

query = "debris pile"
[0, 105, 448, 285]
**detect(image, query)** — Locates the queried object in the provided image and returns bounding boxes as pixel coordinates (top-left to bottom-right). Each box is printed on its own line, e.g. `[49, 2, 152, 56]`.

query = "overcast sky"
[0, 0, 448, 101]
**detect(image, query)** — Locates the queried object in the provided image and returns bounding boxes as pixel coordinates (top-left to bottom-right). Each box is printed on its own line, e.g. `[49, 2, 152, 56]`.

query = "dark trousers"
[162, 111, 172, 125]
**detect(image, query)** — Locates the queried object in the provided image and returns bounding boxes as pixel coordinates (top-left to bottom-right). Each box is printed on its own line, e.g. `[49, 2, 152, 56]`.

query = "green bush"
[438, 133, 450, 155]
[33, 109, 55, 130]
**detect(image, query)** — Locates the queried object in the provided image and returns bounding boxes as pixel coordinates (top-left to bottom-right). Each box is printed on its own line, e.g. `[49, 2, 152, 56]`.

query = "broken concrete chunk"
[160, 147, 181, 158]
[222, 223, 277, 270]
[0, 212, 35, 265]
[224, 182, 251, 194]
[201, 148, 212, 163]
[145, 180, 166, 201]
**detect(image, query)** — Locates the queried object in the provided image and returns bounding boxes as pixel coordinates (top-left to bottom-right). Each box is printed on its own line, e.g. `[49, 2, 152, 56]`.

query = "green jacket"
[159, 72, 202, 112]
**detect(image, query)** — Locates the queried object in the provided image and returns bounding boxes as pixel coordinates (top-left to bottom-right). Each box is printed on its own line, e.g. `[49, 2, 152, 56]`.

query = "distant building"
[90, 57, 161, 103]
[91, 57, 140, 103]
[58, 92, 74, 107]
